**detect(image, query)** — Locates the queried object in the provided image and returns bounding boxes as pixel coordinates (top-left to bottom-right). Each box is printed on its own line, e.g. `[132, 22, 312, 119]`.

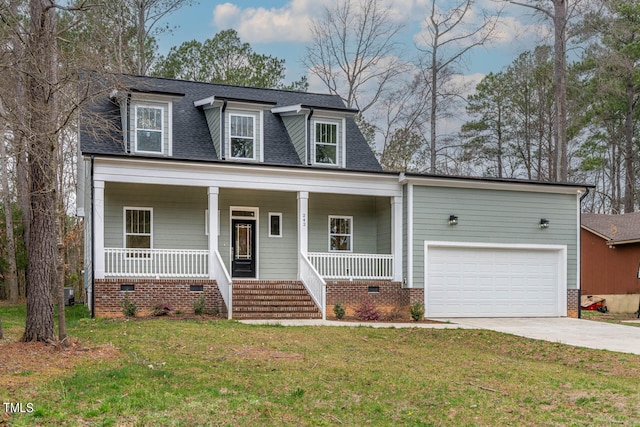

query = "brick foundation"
[567, 289, 580, 318]
[94, 278, 225, 317]
[326, 281, 423, 317]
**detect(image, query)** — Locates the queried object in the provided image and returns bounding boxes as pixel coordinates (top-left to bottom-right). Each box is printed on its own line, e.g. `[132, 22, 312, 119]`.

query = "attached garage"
[424, 242, 567, 317]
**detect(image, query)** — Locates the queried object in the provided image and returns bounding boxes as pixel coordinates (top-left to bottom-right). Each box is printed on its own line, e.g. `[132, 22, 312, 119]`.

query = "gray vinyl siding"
[218, 189, 298, 280]
[282, 115, 306, 164]
[375, 197, 391, 253]
[309, 193, 381, 254]
[104, 183, 208, 249]
[410, 185, 578, 289]
[204, 107, 221, 157]
[130, 101, 170, 155]
[224, 109, 261, 161]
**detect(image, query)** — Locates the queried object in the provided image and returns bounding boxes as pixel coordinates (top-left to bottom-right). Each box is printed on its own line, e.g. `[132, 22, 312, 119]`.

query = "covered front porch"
[92, 168, 403, 318]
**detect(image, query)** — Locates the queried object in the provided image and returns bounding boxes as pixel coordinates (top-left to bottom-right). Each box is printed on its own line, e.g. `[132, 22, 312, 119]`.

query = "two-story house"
[78, 73, 588, 319]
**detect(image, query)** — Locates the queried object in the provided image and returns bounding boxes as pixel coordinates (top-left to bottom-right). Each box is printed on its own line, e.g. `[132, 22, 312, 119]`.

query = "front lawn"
[1, 305, 639, 426]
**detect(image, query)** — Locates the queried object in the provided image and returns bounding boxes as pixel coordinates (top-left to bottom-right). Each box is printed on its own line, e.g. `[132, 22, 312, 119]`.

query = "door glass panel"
[235, 224, 252, 260]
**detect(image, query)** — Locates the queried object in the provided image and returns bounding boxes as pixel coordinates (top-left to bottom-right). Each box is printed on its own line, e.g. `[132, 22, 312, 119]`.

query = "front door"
[232, 219, 256, 278]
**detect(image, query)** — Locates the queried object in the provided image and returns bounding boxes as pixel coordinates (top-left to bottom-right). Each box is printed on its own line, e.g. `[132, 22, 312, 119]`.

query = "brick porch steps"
[232, 281, 322, 319]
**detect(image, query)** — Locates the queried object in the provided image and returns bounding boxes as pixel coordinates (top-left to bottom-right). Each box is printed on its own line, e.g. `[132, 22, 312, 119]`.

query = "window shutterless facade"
[124, 207, 153, 256]
[230, 114, 255, 159]
[314, 121, 338, 165]
[135, 105, 164, 153]
[269, 212, 282, 237]
[328, 215, 352, 252]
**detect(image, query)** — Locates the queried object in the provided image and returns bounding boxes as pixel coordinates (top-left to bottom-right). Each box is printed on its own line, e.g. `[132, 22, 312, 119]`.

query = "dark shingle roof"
[80, 73, 382, 172]
[582, 212, 640, 245]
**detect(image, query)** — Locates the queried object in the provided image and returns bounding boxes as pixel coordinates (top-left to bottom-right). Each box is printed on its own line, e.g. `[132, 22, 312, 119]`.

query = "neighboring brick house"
[581, 213, 640, 313]
[78, 73, 588, 319]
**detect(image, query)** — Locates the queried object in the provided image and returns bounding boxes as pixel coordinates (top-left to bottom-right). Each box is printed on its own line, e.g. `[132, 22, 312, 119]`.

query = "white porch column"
[391, 196, 403, 282]
[208, 187, 219, 280]
[298, 191, 309, 256]
[298, 191, 309, 280]
[94, 180, 105, 279]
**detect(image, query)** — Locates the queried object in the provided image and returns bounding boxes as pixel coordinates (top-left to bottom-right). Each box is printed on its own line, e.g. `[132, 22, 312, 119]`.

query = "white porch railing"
[300, 253, 326, 320]
[307, 252, 394, 280]
[213, 250, 232, 319]
[104, 248, 209, 278]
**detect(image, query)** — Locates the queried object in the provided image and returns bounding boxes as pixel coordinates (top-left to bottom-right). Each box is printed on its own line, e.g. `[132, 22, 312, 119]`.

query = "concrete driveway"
[433, 317, 640, 355]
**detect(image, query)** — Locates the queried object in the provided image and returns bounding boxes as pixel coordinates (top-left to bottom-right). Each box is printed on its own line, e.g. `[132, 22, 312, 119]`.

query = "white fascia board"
[401, 175, 587, 195]
[92, 157, 402, 197]
[194, 95, 216, 107]
[130, 92, 183, 103]
[271, 104, 303, 115]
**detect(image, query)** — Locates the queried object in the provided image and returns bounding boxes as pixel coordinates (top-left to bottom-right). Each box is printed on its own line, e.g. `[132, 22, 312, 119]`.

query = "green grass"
[1, 305, 640, 426]
[582, 310, 640, 327]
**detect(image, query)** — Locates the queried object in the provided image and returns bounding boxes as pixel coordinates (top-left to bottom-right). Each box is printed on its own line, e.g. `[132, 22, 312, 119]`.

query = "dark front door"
[232, 219, 256, 278]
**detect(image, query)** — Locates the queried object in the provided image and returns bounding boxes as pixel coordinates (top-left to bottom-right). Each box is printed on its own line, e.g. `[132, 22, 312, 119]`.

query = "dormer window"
[313, 120, 339, 165]
[230, 114, 255, 159]
[135, 105, 164, 153]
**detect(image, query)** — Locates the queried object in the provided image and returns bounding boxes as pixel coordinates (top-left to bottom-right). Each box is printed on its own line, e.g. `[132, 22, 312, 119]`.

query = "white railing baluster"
[104, 248, 209, 278]
[307, 252, 393, 280]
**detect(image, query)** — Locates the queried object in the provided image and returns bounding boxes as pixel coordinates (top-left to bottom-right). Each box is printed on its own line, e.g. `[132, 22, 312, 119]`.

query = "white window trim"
[123, 207, 153, 254]
[312, 119, 340, 167]
[328, 215, 353, 252]
[229, 113, 257, 161]
[268, 212, 283, 238]
[134, 104, 165, 155]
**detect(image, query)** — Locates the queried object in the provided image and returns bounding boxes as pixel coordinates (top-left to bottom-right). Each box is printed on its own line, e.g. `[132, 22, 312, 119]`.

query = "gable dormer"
[271, 104, 358, 168]
[195, 95, 276, 162]
[111, 88, 184, 157]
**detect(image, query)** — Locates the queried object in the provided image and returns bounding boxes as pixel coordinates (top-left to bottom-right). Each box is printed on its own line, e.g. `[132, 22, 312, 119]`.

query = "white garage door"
[425, 242, 566, 317]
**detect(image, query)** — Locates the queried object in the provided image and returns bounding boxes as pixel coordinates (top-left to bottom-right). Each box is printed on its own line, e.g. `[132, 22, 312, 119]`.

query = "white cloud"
[213, 0, 427, 44]
[213, 0, 330, 43]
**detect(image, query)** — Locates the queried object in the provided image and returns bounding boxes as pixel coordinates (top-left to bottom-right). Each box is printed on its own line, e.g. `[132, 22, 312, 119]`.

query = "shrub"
[333, 302, 346, 320]
[153, 302, 172, 316]
[409, 302, 425, 321]
[384, 306, 406, 321]
[121, 292, 137, 317]
[193, 295, 206, 315]
[354, 300, 380, 321]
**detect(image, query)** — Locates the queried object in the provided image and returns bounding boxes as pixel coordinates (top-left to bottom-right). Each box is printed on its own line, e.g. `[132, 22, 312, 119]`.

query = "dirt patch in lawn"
[0, 339, 121, 393]
[224, 346, 305, 361]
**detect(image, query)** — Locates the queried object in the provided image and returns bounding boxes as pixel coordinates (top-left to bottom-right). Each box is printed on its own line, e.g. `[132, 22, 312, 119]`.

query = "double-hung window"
[314, 121, 338, 165]
[135, 105, 164, 153]
[230, 114, 255, 159]
[124, 208, 152, 257]
[329, 216, 352, 252]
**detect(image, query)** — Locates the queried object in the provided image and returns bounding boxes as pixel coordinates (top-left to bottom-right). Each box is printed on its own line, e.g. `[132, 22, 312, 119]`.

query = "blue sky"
[156, 0, 550, 93]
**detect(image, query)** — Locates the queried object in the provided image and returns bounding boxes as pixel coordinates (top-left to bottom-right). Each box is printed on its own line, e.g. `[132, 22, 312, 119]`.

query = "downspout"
[90, 155, 95, 318]
[221, 100, 228, 160]
[577, 187, 590, 319]
[306, 108, 314, 165]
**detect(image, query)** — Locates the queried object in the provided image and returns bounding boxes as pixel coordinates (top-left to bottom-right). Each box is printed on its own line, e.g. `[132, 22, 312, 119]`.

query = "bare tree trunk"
[552, 0, 568, 182]
[23, 0, 57, 343]
[623, 81, 635, 213]
[0, 318, 3, 339]
[0, 133, 19, 303]
[430, 48, 438, 173]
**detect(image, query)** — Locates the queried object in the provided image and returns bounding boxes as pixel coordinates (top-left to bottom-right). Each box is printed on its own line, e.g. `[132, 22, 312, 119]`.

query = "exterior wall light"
[539, 218, 550, 229]
[449, 215, 458, 226]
